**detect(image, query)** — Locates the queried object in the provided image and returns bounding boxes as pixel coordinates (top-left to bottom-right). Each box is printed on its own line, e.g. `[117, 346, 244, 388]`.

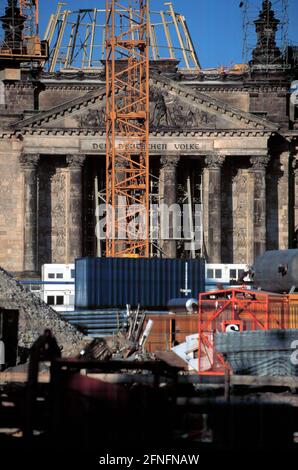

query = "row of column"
[20, 151, 271, 272]
[159, 153, 270, 264]
[20, 153, 85, 273]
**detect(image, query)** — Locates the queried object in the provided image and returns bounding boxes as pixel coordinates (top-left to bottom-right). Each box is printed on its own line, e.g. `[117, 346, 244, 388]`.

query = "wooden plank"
[0, 371, 49, 384]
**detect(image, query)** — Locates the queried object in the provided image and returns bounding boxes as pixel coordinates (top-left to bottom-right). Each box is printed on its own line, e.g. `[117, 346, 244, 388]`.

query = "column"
[19, 153, 40, 273]
[293, 157, 298, 246]
[66, 154, 86, 262]
[159, 155, 180, 258]
[247, 155, 270, 264]
[203, 154, 225, 263]
[278, 151, 290, 249]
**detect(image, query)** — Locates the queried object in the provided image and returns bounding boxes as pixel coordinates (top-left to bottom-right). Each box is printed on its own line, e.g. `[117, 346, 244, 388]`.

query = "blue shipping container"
[75, 258, 205, 309]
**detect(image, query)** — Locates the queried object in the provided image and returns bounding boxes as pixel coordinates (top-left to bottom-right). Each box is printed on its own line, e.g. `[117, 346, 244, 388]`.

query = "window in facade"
[207, 269, 214, 279]
[47, 296, 55, 305]
[230, 269, 237, 279]
[215, 269, 222, 279]
[56, 296, 64, 305]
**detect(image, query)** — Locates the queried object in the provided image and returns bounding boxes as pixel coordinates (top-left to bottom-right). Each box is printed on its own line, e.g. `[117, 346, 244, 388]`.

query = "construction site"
[0, 0, 298, 461]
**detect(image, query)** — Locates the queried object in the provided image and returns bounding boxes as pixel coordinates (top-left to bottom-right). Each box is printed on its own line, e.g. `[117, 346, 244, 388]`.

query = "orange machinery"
[285, 293, 298, 328]
[197, 288, 293, 376]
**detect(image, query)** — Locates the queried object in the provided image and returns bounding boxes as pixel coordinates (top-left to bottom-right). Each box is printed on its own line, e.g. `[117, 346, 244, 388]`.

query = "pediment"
[11, 73, 279, 133]
[12, 87, 106, 130]
[150, 75, 278, 132]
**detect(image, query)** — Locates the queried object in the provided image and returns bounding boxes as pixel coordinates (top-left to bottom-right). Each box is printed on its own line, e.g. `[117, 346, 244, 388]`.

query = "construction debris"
[82, 305, 153, 361]
[79, 338, 112, 361]
[111, 305, 147, 359]
[172, 334, 199, 371]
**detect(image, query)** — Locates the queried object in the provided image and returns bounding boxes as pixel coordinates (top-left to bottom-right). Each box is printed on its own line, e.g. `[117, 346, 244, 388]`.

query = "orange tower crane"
[105, 0, 150, 258]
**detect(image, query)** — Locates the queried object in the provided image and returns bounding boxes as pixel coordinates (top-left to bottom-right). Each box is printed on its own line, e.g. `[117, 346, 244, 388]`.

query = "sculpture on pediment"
[185, 107, 216, 128]
[149, 90, 217, 130]
[75, 109, 105, 129]
[150, 90, 170, 128]
[168, 99, 187, 128]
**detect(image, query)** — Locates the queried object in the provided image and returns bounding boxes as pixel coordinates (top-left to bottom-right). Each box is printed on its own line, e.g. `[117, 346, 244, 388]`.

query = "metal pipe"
[186, 175, 196, 258]
[165, 2, 189, 68]
[148, 14, 157, 60]
[36, 0, 39, 34]
[160, 10, 174, 59]
[101, 18, 106, 61]
[88, 8, 97, 67]
[65, 23, 76, 68]
[69, 11, 82, 67]
[151, 24, 160, 59]
[178, 14, 201, 69]
[82, 24, 91, 68]
[49, 9, 70, 72]
[94, 176, 102, 257]
[44, 2, 66, 46]
[129, 7, 135, 42]
[44, 14, 55, 42]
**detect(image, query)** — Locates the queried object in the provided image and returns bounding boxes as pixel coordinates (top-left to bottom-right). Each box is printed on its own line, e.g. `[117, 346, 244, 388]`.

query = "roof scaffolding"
[0, 0, 48, 64]
[44, 1, 201, 72]
[242, 0, 289, 69]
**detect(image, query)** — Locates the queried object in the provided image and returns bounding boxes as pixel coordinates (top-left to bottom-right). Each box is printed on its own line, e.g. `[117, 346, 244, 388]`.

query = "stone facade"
[0, 141, 24, 272]
[0, 3, 297, 274]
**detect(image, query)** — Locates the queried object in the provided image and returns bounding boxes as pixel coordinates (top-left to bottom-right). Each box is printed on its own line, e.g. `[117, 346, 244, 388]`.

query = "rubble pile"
[0, 267, 91, 356]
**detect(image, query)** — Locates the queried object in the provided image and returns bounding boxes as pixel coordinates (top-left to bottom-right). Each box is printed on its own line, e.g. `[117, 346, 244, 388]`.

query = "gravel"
[0, 266, 92, 357]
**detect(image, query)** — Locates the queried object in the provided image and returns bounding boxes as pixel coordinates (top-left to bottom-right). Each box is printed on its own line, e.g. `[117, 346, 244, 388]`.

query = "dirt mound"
[0, 267, 91, 357]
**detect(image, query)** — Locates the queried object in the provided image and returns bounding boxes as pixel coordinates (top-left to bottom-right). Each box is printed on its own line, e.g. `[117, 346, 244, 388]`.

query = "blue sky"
[38, 0, 298, 68]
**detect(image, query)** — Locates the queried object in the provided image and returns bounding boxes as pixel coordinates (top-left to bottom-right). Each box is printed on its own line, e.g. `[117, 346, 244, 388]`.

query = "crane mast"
[105, 0, 149, 258]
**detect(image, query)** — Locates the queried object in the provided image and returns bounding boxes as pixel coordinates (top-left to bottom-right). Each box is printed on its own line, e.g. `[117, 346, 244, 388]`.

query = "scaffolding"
[19, 0, 39, 37]
[0, 0, 48, 62]
[92, 164, 203, 259]
[242, 0, 289, 68]
[44, 2, 200, 72]
[105, 0, 149, 257]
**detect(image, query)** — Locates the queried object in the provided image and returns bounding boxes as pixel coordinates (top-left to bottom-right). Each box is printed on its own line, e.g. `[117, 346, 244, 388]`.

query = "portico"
[17, 117, 275, 270]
